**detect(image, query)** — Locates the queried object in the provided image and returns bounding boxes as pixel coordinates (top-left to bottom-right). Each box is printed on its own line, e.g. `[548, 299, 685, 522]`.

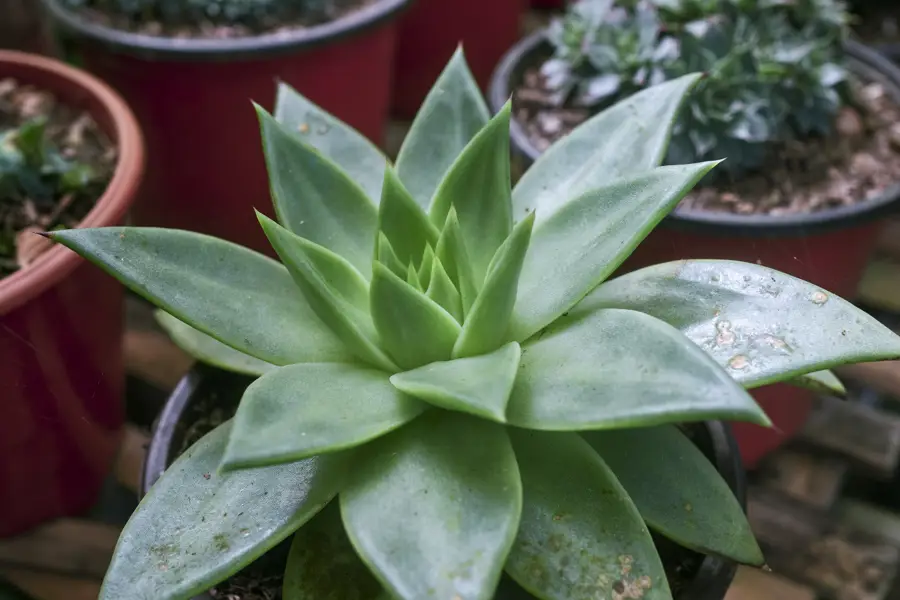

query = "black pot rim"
[143, 366, 745, 600]
[490, 32, 900, 237]
[40, 0, 411, 62]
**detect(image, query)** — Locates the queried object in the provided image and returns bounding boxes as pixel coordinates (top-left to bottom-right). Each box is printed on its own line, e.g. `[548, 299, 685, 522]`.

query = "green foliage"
[51, 48, 900, 600]
[542, 0, 850, 178]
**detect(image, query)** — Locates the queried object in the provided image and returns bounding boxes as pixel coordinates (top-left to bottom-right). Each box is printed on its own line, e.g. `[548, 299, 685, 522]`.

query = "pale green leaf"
[506, 309, 769, 430]
[341, 412, 521, 600]
[406, 263, 422, 292]
[791, 370, 846, 397]
[417, 244, 435, 287]
[376, 232, 406, 278]
[390, 342, 521, 423]
[435, 206, 478, 316]
[378, 167, 440, 267]
[426, 257, 463, 322]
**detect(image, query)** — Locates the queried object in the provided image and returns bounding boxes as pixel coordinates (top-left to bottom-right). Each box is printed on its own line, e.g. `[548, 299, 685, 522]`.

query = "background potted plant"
[40, 0, 410, 255]
[49, 49, 900, 599]
[0, 49, 143, 537]
[489, 0, 900, 467]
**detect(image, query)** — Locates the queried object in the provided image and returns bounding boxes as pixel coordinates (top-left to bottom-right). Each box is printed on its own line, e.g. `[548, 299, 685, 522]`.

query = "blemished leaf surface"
[512, 73, 702, 221]
[395, 47, 491, 210]
[390, 342, 521, 423]
[283, 503, 383, 600]
[370, 262, 462, 370]
[223, 364, 427, 470]
[259, 213, 397, 373]
[377, 168, 440, 267]
[583, 425, 764, 566]
[273, 82, 386, 204]
[435, 207, 479, 316]
[426, 256, 462, 322]
[155, 310, 276, 376]
[454, 213, 534, 358]
[511, 162, 719, 343]
[341, 412, 521, 600]
[429, 103, 514, 286]
[100, 422, 346, 600]
[576, 260, 900, 388]
[506, 309, 769, 430]
[506, 429, 671, 600]
[791, 370, 846, 397]
[257, 105, 377, 278]
[49, 227, 350, 366]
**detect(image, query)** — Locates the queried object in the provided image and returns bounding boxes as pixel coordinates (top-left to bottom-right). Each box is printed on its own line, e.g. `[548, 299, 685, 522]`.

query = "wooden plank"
[836, 362, 900, 403]
[748, 486, 832, 549]
[0, 520, 118, 579]
[875, 218, 900, 262]
[123, 328, 193, 391]
[0, 568, 100, 600]
[725, 566, 816, 600]
[114, 425, 150, 495]
[756, 447, 848, 511]
[836, 500, 900, 548]
[858, 259, 900, 314]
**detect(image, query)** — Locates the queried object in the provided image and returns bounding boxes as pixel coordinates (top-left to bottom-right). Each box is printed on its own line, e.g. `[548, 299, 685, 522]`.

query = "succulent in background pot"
[0, 49, 143, 537]
[51, 49, 900, 599]
[42, 0, 410, 255]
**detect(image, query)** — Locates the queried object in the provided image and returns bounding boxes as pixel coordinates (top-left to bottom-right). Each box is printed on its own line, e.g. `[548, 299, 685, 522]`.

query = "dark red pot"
[529, 0, 565, 8]
[391, 0, 526, 119]
[491, 33, 900, 469]
[42, 0, 409, 255]
[0, 50, 144, 537]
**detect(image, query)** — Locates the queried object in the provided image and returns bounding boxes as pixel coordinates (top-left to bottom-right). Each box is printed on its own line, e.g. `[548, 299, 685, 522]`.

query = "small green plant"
[52, 50, 900, 600]
[542, 0, 850, 178]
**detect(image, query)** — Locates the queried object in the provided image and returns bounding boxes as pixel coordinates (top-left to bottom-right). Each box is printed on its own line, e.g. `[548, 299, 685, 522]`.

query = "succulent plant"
[51, 50, 900, 600]
[541, 0, 850, 179]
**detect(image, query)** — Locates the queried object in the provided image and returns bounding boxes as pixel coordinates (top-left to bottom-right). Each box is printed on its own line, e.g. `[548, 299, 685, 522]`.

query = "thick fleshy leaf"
[256, 105, 377, 277]
[155, 310, 276, 376]
[791, 370, 846, 397]
[376, 232, 406, 278]
[273, 82, 386, 203]
[454, 213, 534, 358]
[390, 342, 521, 422]
[341, 411, 521, 600]
[583, 426, 764, 566]
[223, 363, 426, 470]
[49, 227, 350, 366]
[506, 429, 670, 600]
[100, 422, 345, 600]
[378, 168, 440, 267]
[406, 263, 423, 291]
[426, 257, 463, 322]
[283, 503, 383, 600]
[429, 102, 514, 285]
[506, 309, 769, 430]
[370, 262, 462, 370]
[258, 213, 397, 372]
[576, 260, 900, 388]
[395, 47, 491, 209]
[435, 207, 478, 315]
[512, 73, 702, 221]
[510, 162, 719, 342]
[417, 244, 435, 286]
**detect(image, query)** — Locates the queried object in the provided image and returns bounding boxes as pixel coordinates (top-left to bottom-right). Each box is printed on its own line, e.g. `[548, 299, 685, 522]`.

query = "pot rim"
[40, 0, 412, 62]
[490, 32, 900, 237]
[0, 49, 144, 315]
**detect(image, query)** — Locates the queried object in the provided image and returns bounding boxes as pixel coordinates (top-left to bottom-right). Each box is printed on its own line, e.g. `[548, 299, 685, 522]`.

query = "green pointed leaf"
[49, 227, 351, 366]
[256, 105, 377, 278]
[417, 244, 435, 287]
[100, 422, 345, 600]
[377, 232, 406, 278]
[406, 263, 423, 291]
[576, 260, 900, 388]
[155, 310, 276, 376]
[507, 309, 769, 430]
[378, 168, 440, 267]
[370, 262, 462, 370]
[395, 47, 491, 209]
[511, 162, 719, 343]
[390, 342, 521, 423]
[436, 206, 478, 315]
[223, 363, 426, 470]
[583, 426, 764, 566]
[506, 429, 670, 600]
[454, 213, 534, 359]
[341, 411, 521, 600]
[274, 82, 386, 204]
[258, 213, 397, 372]
[512, 73, 702, 221]
[283, 503, 383, 600]
[426, 257, 463, 322]
[791, 370, 846, 397]
[429, 102, 514, 285]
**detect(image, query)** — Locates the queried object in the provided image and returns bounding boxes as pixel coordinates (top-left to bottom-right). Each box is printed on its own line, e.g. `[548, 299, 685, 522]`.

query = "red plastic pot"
[42, 0, 409, 256]
[392, 0, 526, 119]
[0, 50, 144, 537]
[491, 33, 900, 469]
[530, 0, 566, 8]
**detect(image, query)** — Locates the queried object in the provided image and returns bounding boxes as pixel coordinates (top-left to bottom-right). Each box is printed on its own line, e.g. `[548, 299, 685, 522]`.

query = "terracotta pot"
[42, 0, 409, 255]
[490, 33, 900, 468]
[391, 0, 526, 119]
[0, 50, 144, 537]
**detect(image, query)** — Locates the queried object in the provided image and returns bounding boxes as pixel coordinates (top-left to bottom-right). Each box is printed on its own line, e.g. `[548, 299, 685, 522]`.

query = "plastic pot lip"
[142, 365, 745, 600]
[490, 32, 900, 238]
[40, 0, 412, 62]
[0, 49, 144, 316]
